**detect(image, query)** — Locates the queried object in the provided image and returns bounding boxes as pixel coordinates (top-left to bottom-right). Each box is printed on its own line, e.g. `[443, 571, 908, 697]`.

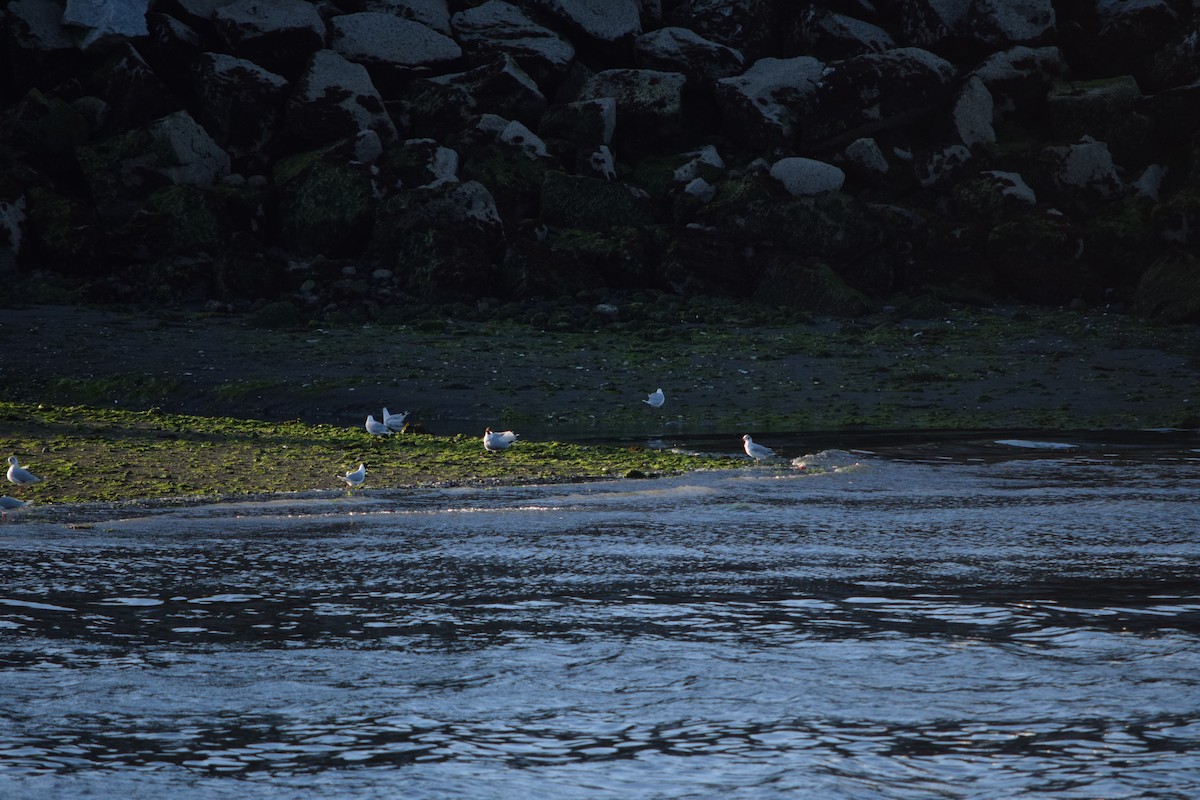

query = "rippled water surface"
[2, 433, 1199, 799]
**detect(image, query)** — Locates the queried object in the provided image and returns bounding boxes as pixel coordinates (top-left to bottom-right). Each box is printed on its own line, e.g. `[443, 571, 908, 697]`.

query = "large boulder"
[714, 56, 826, 149]
[578, 68, 690, 156]
[275, 145, 378, 257]
[451, 1, 575, 90]
[1045, 77, 1150, 168]
[5, 0, 87, 93]
[769, 157, 846, 196]
[666, 0, 781, 61]
[330, 12, 462, 94]
[213, 0, 326, 80]
[83, 42, 182, 134]
[1135, 250, 1200, 323]
[633, 27, 744, 85]
[805, 47, 957, 150]
[75, 110, 231, 225]
[403, 54, 547, 134]
[969, 45, 1065, 123]
[539, 170, 655, 230]
[190, 53, 289, 168]
[528, 0, 642, 46]
[366, 0, 453, 35]
[286, 49, 397, 148]
[63, 0, 150, 50]
[370, 180, 507, 299]
[787, 10, 895, 60]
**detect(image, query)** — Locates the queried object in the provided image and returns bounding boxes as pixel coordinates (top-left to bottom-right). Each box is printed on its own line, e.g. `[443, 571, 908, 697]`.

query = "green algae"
[0, 402, 740, 505]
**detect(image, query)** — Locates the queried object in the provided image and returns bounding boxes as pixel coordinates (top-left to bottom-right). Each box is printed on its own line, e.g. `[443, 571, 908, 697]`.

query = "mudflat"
[2, 303, 1198, 436]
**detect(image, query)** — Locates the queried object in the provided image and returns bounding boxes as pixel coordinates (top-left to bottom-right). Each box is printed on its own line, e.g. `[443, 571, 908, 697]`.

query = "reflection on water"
[1, 432, 1198, 799]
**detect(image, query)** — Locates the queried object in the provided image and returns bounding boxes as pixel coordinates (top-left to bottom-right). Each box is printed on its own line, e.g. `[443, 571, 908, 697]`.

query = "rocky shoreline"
[3, 1, 1200, 323]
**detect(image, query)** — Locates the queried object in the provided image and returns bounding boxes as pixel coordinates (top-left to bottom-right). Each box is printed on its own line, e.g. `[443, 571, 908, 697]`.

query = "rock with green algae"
[1135, 250, 1200, 323]
[539, 170, 656, 231]
[274, 148, 376, 256]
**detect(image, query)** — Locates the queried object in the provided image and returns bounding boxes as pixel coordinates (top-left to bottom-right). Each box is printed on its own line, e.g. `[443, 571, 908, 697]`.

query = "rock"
[915, 145, 972, 189]
[1092, 0, 1181, 89]
[366, 0, 453, 35]
[286, 49, 397, 147]
[370, 180, 507, 299]
[1046, 139, 1124, 203]
[963, 0, 1056, 50]
[988, 212, 1088, 304]
[330, 12, 462, 94]
[275, 146, 377, 256]
[0, 190, 26, 274]
[842, 137, 890, 180]
[1135, 250, 1200, 323]
[378, 138, 459, 192]
[63, 0, 149, 50]
[1143, 20, 1200, 92]
[76, 110, 231, 225]
[540, 170, 654, 230]
[587, 145, 616, 180]
[969, 45, 1065, 122]
[666, 0, 781, 60]
[769, 157, 846, 196]
[1046, 77, 1151, 168]
[714, 55, 826, 149]
[529, 0, 642, 45]
[672, 145, 725, 183]
[191, 53, 289, 167]
[413, 54, 548, 131]
[683, 177, 716, 202]
[475, 114, 549, 159]
[25, 186, 104, 274]
[451, 1, 575, 90]
[538, 97, 616, 167]
[633, 27, 744, 84]
[806, 47, 956, 150]
[6, 89, 97, 161]
[213, 0, 326, 80]
[83, 42, 182, 134]
[144, 12, 205, 80]
[952, 170, 1037, 226]
[5, 0, 87, 92]
[578, 68, 689, 156]
[788, 9, 895, 59]
[952, 75, 995, 148]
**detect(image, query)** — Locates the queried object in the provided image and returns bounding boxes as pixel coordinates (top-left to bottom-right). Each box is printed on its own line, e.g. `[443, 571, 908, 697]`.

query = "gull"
[742, 434, 776, 461]
[365, 415, 392, 435]
[6, 456, 41, 492]
[340, 463, 366, 491]
[643, 388, 665, 408]
[483, 427, 518, 452]
[382, 407, 409, 432]
[0, 496, 28, 522]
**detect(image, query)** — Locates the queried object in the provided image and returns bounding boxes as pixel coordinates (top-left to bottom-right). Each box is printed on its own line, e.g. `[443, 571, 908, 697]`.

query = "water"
[1, 432, 1199, 799]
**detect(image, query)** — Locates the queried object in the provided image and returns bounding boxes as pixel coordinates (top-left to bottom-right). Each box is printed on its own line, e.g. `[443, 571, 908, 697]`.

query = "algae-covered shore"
[1, 301, 1198, 507]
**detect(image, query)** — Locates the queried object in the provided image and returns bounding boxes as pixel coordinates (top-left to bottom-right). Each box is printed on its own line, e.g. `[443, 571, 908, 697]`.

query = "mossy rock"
[754, 255, 872, 317]
[1082, 197, 1160, 288]
[1135, 250, 1200, 323]
[539, 170, 656, 231]
[276, 153, 375, 256]
[246, 299, 304, 329]
[988, 213, 1092, 304]
[4, 89, 94, 159]
[459, 141, 549, 224]
[25, 186, 103, 275]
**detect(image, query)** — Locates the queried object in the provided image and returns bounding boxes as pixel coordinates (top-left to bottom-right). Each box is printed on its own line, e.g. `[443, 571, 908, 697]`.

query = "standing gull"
[643, 388, 665, 408]
[6, 456, 41, 492]
[742, 434, 776, 461]
[382, 407, 409, 432]
[340, 463, 366, 491]
[365, 415, 392, 435]
[483, 427, 518, 452]
[0, 496, 28, 522]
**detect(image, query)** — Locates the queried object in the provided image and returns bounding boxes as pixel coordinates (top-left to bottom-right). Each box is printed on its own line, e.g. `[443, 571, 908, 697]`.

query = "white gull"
[742, 434, 776, 461]
[340, 463, 366, 490]
[6, 456, 41, 491]
[365, 415, 392, 435]
[483, 428, 519, 452]
[643, 388, 665, 408]
[382, 407, 410, 432]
